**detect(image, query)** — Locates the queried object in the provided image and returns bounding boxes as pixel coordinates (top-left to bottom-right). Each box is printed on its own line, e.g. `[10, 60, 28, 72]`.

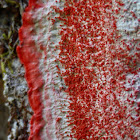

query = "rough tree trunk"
[0, 1, 32, 140]
[0, 0, 140, 140]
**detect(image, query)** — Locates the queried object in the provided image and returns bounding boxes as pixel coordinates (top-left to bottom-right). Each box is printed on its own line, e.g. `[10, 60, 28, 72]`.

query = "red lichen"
[17, 0, 45, 139]
[17, 0, 140, 139]
[54, 0, 140, 139]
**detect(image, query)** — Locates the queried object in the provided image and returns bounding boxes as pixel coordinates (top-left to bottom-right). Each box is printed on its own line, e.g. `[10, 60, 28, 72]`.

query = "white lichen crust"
[30, 0, 71, 139]
[3, 59, 32, 140]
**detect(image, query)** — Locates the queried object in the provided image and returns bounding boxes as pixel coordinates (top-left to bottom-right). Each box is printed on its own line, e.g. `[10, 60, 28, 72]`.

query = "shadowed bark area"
[0, 66, 8, 140]
[0, 1, 32, 140]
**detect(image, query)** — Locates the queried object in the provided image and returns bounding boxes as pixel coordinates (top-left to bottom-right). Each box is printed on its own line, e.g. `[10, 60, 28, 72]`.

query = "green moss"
[1, 61, 6, 73]
[5, 0, 18, 5]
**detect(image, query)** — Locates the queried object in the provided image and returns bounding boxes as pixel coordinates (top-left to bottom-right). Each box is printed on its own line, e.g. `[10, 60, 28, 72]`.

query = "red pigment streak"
[17, 0, 45, 139]
[53, 0, 140, 139]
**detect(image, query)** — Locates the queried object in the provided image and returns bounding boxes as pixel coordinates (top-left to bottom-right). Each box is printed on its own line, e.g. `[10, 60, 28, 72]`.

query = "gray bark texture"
[0, 1, 32, 140]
